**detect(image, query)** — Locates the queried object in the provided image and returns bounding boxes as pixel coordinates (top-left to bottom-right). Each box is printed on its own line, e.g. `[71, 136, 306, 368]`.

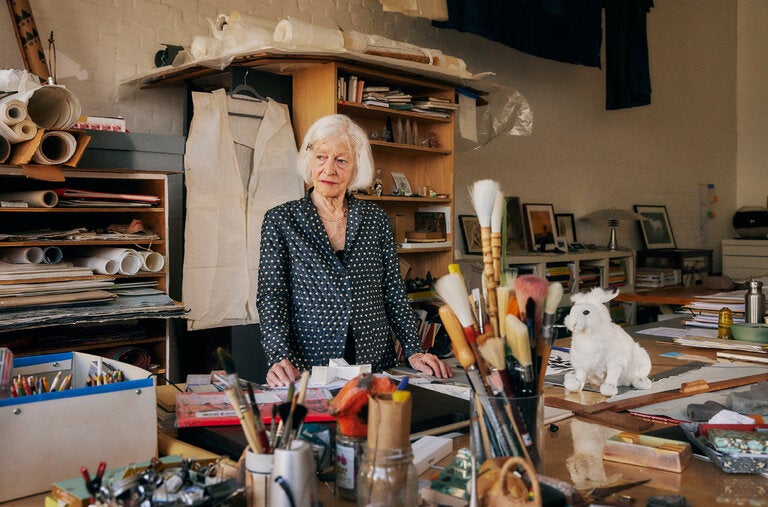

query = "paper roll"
[0, 190, 58, 207]
[139, 250, 165, 272]
[32, 130, 77, 165]
[0, 97, 27, 125]
[87, 248, 143, 275]
[0, 135, 9, 164]
[1, 247, 44, 264]
[273, 18, 344, 50]
[42, 246, 63, 264]
[0, 118, 37, 144]
[26, 85, 81, 129]
[73, 256, 119, 275]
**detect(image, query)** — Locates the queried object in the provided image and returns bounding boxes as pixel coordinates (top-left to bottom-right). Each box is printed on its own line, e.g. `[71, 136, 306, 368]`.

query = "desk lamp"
[582, 208, 646, 250]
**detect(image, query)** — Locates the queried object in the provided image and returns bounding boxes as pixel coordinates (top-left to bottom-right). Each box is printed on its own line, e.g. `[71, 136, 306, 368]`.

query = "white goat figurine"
[563, 287, 652, 396]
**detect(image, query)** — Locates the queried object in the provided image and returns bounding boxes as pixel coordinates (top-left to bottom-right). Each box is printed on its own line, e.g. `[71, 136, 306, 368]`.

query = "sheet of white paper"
[458, 92, 477, 142]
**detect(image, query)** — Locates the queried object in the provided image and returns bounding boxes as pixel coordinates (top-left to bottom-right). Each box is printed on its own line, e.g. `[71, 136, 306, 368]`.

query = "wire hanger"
[228, 69, 266, 101]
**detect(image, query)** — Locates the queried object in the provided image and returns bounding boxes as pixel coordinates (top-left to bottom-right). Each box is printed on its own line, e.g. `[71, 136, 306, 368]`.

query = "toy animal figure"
[563, 287, 652, 397]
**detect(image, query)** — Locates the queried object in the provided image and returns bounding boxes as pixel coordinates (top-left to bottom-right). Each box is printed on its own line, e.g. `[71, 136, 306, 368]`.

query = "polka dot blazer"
[257, 190, 420, 372]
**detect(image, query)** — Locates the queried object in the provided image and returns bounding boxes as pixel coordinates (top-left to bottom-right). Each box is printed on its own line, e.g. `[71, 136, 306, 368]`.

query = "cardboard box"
[0, 352, 157, 502]
[76, 130, 185, 173]
[389, 214, 407, 243]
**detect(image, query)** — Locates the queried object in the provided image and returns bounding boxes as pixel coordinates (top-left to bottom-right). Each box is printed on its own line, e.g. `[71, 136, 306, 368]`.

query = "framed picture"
[522, 203, 557, 252]
[633, 205, 677, 249]
[555, 213, 577, 244]
[391, 172, 412, 196]
[505, 196, 527, 252]
[459, 215, 483, 254]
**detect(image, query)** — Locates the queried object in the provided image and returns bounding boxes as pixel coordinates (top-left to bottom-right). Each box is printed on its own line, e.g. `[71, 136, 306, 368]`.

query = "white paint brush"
[469, 179, 502, 337]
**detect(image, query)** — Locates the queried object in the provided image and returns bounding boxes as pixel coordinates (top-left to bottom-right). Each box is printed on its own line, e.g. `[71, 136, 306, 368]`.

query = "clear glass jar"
[335, 433, 364, 501]
[357, 447, 418, 507]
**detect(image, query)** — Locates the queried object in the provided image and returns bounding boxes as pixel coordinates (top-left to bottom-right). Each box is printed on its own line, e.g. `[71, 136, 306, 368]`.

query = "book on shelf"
[362, 99, 390, 108]
[53, 188, 161, 204]
[397, 240, 452, 249]
[347, 76, 358, 102]
[363, 85, 391, 93]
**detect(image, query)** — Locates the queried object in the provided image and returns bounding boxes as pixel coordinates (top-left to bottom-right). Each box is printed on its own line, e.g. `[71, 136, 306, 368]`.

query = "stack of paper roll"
[0, 94, 37, 157]
[74, 248, 144, 275]
[32, 130, 78, 165]
[0, 245, 63, 264]
[0, 190, 59, 207]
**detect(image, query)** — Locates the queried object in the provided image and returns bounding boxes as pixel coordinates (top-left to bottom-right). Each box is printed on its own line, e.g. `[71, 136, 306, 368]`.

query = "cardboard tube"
[0, 190, 58, 207]
[42, 245, 63, 264]
[0, 134, 9, 163]
[273, 18, 344, 49]
[366, 392, 412, 451]
[0, 118, 36, 143]
[2, 246, 44, 264]
[32, 130, 77, 164]
[6, 0, 50, 80]
[25, 85, 81, 129]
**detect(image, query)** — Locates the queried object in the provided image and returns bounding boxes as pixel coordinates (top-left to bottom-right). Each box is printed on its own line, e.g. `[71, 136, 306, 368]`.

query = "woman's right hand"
[266, 358, 301, 387]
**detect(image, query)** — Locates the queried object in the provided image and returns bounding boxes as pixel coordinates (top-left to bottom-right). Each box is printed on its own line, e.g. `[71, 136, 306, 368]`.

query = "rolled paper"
[139, 250, 165, 272]
[366, 392, 412, 451]
[42, 246, 63, 264]
[0, 190, 58, 207]
[0, 96, 27, 125]
[273, 18, 344, 50]
[0, 134, 9, 163]
[73, 256, 119, 275]
[25, 85, 81, 129]
[87, 247, 142, 275]
[0, 117, 36, 143]
[32, 130, 77, 165]
[1, 246, 44, 264]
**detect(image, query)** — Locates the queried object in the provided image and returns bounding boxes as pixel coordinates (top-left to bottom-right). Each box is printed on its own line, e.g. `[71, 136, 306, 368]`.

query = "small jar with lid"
[717, 307, 734, 339]
[357, 447, 418, 506]
[335, 433, 364, 501]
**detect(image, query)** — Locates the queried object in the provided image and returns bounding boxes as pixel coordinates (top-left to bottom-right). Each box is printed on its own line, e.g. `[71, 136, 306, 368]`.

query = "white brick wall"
[0, 1, 758, 269]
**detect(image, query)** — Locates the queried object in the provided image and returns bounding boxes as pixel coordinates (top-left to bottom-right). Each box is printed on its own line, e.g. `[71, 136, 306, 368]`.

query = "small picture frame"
[522, 203, 557, 252]
[555, 213, 577, 244]
[391, 172, 412, 196]
[633, 205, 677, 250]
[459, 214, 483, 254]
[505, 196, 527, 252]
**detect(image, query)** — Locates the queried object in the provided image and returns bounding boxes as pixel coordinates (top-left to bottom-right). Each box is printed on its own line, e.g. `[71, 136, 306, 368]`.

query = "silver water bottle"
[744, 278, 766, 324]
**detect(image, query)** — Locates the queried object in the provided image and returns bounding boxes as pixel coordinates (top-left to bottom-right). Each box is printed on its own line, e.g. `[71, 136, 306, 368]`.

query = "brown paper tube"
[366, 392, 412, 451]
[6, 0, 50, 80]
[0, 135, 9, 163]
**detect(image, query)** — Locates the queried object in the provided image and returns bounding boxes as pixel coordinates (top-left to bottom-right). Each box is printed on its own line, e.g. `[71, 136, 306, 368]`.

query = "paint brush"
[469, 179, 502, 338]
[477, 335, 538, 464]
[491, 190, 505, 286]
[246, 381, 271, 453]
[496, 286, 513, 337]
[217, 346, 264, 453]
[514, 275, 549, 347]
[505, 314, 535, 397]
[537, 282, 565, 392]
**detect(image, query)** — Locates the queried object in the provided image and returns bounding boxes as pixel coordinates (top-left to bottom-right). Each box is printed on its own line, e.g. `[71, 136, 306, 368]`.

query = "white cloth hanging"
[183, 88, 303, 330]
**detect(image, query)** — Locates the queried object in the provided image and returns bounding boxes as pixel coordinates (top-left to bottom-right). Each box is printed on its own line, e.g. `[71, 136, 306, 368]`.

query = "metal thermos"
[744, 279, 766, 324]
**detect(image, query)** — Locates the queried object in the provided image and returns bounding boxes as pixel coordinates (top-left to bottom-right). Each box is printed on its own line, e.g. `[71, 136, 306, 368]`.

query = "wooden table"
[11, 319, 768, 507]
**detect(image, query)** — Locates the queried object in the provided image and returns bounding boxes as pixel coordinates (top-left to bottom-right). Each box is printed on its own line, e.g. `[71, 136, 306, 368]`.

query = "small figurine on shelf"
[369, 169, 383, 196]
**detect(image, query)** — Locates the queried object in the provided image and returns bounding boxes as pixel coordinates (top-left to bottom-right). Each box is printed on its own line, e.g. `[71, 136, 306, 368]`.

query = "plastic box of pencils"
[0, 351, 157, 502]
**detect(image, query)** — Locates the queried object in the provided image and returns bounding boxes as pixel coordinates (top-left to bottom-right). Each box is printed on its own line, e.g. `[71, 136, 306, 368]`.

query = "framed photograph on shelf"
[459, 215, 483, 254]
[522, 203, 557, 252]
[555, 213, 577, 244]
[391, 172, 412, 196]
[505, 196, 527, 252]
[633, 205, 677, 250]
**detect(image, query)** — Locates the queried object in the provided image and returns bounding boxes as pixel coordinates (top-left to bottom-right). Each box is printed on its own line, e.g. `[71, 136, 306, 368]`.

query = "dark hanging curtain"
[433, 0, 653, 110]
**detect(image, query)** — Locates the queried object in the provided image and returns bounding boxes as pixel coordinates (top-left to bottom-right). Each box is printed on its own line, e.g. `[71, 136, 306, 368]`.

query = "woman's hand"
[266, 358, 301, 387]
[408, 352, 453, 379]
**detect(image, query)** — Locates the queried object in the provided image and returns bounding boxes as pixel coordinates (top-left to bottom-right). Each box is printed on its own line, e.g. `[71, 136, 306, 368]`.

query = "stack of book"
[607, 259, 628, 289]
[681, 290, 748, 329]
[576, 264, 601, 290]
[412, 96, 459, 117]
[545, 262, 571, 290]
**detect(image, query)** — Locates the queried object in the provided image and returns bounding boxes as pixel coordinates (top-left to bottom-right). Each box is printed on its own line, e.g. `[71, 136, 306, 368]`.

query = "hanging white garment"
[183, 88, 303, 330]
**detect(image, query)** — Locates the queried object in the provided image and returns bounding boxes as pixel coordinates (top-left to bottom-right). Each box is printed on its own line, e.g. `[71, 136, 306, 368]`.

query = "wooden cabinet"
[291, 62, 456, 279]
[722, 239, 768, 279]
[0, 165, 183, 377]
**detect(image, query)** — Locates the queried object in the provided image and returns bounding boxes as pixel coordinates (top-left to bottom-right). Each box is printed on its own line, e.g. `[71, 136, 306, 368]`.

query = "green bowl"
[731, 322, 768, 343]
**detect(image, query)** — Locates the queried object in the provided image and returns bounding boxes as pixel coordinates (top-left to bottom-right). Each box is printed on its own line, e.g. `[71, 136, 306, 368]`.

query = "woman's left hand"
[408, 352, 453, 379]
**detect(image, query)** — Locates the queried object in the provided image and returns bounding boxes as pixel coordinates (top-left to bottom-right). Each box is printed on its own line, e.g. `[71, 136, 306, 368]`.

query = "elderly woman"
[257, 114, 452, 387]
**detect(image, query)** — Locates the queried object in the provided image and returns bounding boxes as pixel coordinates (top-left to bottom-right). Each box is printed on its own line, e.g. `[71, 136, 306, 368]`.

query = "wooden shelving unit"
[0, 165, 183, 376]
[291, 61, 457, 279]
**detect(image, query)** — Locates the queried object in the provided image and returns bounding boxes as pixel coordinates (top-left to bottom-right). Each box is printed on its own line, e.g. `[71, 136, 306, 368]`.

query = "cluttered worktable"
[9, 317, 768, 506]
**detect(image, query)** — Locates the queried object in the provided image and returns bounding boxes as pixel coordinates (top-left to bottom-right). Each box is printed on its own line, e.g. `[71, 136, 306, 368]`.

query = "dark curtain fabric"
[433, 0, 603, 68]
[604, 0, 654, 109]
[433, 0, 654, 111]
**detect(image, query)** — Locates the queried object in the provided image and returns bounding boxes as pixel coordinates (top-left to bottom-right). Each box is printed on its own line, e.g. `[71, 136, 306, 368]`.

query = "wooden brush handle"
[491, 231, 502, 285]
[480, 227, 500, 338]
[438, 305, 475, 369]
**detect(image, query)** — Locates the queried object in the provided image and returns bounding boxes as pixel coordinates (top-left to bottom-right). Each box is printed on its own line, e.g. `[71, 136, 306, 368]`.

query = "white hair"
[296, 114, 374, 192]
